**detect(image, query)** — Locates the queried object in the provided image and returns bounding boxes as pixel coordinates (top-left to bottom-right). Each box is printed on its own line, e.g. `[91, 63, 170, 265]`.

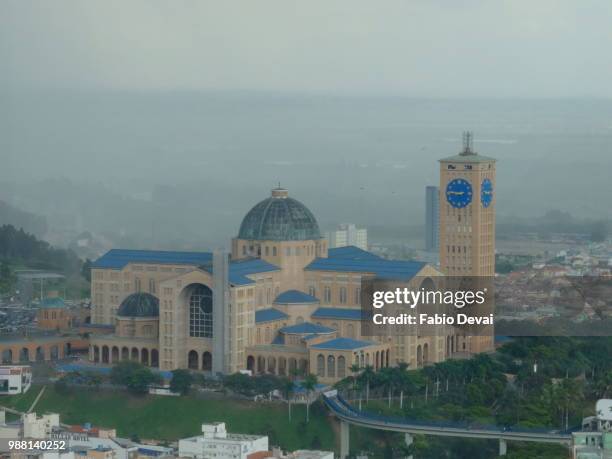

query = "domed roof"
[117, 292, 159, 318]
[238, 188, 321, 241]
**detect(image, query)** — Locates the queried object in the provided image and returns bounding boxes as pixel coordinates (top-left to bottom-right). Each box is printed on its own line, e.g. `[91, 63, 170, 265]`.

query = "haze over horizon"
[2, 1, 611, 250]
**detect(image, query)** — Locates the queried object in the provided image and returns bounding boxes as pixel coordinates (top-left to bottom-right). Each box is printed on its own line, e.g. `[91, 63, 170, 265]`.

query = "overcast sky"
[2, 0, 612, 97]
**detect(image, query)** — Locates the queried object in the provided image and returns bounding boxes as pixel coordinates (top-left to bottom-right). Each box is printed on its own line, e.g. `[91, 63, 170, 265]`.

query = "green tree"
[127, 367, 157, 395]
[301, 373, 318, 423]
[170, 369, 193, 395]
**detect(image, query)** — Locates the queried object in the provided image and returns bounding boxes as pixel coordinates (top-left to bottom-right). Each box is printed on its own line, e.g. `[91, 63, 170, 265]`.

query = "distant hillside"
[0, 200, 47, 237]
[0, 224, 81, 273]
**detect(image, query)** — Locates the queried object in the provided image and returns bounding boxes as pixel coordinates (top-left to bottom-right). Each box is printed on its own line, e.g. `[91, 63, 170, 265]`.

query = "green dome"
[117, 293, 159, 318]
[238, 188, 321, 241]
[40, 297, 66, 309]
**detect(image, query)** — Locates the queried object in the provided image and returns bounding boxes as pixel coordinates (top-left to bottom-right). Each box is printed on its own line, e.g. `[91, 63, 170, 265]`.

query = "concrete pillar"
[499, 439, 507, 456]
[404, 433, 413, 459]
[340, 421, 350, 459]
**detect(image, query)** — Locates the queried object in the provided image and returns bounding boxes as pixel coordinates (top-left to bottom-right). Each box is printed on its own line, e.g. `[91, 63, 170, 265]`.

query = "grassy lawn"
[2, 386, 337, 452]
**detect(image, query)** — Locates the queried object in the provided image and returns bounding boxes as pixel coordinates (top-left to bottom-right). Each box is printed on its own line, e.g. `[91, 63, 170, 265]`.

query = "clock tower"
[439, 132, 496, 354]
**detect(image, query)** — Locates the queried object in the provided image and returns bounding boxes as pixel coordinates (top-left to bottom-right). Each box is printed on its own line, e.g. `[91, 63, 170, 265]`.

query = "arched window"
[324, 287, 331, 303]
[189, 285, 213, 338]
[347, 323, 355, 338]
[308, 286, 316, 298]
[339, 287, 347, 304]
[355, 287, 361, 304]
[317, 354, 325, 377]
[327, 355, 335, 378]
[272, 246, 277, 256]
[337, 356, 346, 378]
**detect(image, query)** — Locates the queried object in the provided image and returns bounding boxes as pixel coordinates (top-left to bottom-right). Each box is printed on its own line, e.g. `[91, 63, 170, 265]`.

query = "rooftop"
[238, 188, 322, 241]
[311, 307, 363, 320]
[274, 290, 319, 304]
[310, 337, 377, 350]
[306, 246, 426, 281]
[92, 249, 213, 269]
[279, 322, 335, 335]
[255, 308, 288, 324]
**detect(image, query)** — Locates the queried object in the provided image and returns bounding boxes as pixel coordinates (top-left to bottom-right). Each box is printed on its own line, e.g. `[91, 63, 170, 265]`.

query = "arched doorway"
[317, 354, 325, 377]
[35, 347, 45, 361]
[246, 356, 255, 372]
[111, 346, 119, 363]
[101, 346, 109, 364]
[202, 352, 212, 372]
[19, 347, 30, 362]
[92, 346, 98, 362]
[131, 347, 139, 361]
[423, 343, 429, 365]
[2, 349, 12, 364]
[121, 347, 129, 361]
[141, 348, 149, 366]
[267, 357, 276, 374]
[416, 345, 423, 368]
[257, 356, 266, 374]
[188, 350, 199, 370]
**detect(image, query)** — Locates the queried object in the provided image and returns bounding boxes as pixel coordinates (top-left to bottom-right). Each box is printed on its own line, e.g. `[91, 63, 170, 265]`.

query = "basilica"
[89, 187, 448, 383]
[89, 143, 495, 383]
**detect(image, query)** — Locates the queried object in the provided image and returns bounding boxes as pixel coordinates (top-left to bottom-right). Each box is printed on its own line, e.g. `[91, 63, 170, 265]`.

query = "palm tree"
[359, 365, 375, 404]
[283, 378, 295, 421]
[301, 373, 318, 423]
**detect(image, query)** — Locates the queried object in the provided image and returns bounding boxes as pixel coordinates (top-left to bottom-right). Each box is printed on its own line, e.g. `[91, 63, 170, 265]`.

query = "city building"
[326, 224, 368, 251]
[439, 132, 496, 354]
[424, 186, 439, 252]
[89, 188, 444, 380]
[37, 295, 72, 331]
[0, 365, 32, 395]
[23, 412, 60, 439]
[573, 399, 612, 459]
[88, 138, 496, 380]
[178, 422, 268, 459]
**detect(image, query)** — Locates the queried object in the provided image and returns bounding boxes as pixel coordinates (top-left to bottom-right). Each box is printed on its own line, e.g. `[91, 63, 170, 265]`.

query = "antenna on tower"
[461, 131, 475, 155]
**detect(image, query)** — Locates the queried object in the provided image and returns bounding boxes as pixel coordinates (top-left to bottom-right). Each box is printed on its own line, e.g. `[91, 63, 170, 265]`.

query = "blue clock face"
[446, 179, 472, 208]
[481, 178, 493, 208]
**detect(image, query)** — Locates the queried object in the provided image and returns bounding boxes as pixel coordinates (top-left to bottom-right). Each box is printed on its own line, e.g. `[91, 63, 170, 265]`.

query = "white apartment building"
[23, 412, 61, 439]
[179, 423, 268, 459]
[327, 224, 367, 251]
[0, 366, 32, 395]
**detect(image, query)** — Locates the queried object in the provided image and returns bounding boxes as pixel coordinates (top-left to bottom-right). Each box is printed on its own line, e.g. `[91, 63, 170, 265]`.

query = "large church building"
[89, 140, 495, 383]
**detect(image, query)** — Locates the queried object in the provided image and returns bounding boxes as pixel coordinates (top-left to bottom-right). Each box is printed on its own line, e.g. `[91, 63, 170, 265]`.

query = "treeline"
[0, 201, 47, 237]
[0, 224, 82, 273]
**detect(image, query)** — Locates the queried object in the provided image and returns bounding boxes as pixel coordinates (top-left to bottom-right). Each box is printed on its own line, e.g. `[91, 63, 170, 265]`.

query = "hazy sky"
[2, 0, 612, 97]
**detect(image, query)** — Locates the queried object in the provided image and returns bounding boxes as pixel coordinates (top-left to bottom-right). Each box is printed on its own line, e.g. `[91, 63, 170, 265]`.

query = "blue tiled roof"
[311, 307, 363, 320]
[310, 337, 376, 350]
[255, 308, 288, 324]
[271, 334, 285, 345]
[279, 322, 335, 334]
[327, 246, 382, 261]
[227, 258, 280, 285]
[92, 249, 213, 269]
[274, 290, 319, 304]
[306, 248, 426, 281]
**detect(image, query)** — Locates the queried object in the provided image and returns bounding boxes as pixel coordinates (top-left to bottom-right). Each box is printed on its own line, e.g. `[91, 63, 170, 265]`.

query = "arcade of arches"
[0, 338, 73, 364]
[89, 343, 159, 368]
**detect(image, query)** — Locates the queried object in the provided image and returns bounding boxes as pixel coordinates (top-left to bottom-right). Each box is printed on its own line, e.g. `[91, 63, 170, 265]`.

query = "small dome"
[117, 293, 159, 318]
[238, 188, 321, 241]
[40, 297, 66, 309]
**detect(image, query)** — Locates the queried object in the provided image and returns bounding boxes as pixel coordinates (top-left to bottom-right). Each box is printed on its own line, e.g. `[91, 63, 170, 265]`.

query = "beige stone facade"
[439, 134, 496, 354]
[89, 171, 496, 382]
